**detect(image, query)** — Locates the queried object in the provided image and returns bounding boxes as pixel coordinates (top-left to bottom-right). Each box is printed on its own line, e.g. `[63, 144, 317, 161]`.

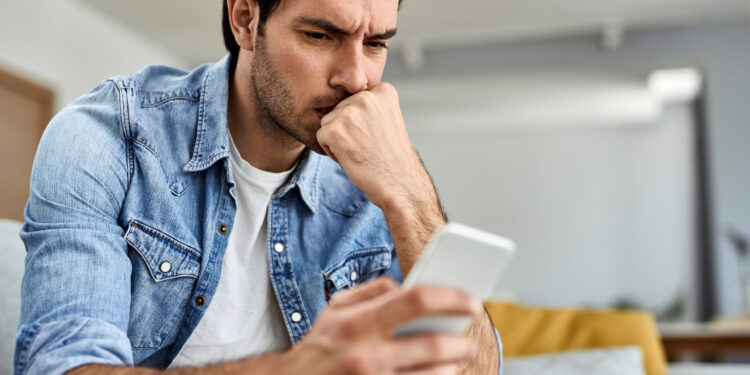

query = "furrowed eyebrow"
[295, 16, 397, 40]
[371, 28, 398, 40]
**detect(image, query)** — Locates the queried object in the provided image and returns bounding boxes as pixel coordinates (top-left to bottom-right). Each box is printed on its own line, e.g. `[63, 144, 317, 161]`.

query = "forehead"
[275, 0, 399, 34]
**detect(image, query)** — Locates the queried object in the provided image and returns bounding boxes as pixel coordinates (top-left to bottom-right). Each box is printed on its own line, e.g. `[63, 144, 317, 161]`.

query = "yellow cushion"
[485, 301, 667, 375]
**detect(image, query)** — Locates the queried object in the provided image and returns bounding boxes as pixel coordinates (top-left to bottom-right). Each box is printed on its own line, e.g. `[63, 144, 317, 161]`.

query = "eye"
[304, 31, 330, 41]
[366, 41, 389, 50]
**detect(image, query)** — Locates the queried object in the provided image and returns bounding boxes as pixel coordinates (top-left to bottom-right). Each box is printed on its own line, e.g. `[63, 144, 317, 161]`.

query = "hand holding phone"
[395, 222, 516, 336]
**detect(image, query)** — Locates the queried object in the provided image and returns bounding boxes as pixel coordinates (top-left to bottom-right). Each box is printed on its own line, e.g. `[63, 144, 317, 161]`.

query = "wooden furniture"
[0, 68, 54, 221]
[660, 321, 750, 360]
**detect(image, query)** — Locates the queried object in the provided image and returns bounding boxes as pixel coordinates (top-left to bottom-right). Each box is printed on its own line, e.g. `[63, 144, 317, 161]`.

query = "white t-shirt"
[171, 134, 294, 368]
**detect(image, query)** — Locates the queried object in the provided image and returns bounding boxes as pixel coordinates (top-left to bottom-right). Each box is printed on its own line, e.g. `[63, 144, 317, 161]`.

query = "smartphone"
[395, 222, 516, 337]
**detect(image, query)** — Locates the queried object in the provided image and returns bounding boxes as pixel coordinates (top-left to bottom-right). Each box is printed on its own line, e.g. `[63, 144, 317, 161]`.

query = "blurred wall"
[386, 21, 750, 317]
[0, 0, 188, 110]
[412, 104, 695, 315]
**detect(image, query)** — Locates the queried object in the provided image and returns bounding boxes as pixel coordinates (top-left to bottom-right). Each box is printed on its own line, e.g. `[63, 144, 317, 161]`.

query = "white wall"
[0, 0, 188, 110]
[382, 21, 750, 316]
[408, 103, 695, 314]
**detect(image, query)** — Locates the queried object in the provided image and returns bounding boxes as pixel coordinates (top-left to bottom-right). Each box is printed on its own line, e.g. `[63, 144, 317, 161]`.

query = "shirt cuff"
[494, 326, 503, 375]
[15, 318, 133, 375]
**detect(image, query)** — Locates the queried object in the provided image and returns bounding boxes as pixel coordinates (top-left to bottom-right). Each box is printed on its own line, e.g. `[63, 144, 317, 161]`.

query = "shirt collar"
[182, 54, 322, 214]
[183, 54, 232, 172]
[277, 149, 322, 213]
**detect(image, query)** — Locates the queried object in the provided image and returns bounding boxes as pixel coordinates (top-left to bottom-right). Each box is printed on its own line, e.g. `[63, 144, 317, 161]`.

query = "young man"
[15, 1, 502, 374]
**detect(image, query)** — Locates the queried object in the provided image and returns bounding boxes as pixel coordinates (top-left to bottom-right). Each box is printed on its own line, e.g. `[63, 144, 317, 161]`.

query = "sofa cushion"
[0, 219, 25, 373]
[485, 301, 667, 375]
[503, 346, 645, 375]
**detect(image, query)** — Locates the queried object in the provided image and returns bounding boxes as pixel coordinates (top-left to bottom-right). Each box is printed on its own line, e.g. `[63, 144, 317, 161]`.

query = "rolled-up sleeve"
[15, 80, 134, 375]
[495, 326, 503, 375]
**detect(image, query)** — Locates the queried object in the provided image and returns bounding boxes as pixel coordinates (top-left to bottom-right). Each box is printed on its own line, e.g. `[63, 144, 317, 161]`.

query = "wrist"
[380, 192, 411, 218]
[381, 187, 444, 225]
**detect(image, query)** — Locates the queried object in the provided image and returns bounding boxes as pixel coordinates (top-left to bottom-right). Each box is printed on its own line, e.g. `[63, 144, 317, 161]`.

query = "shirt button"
[195, 295, 206, 306]
[273, 243, 285, 253]
[159, 261, 172, 273]
[350, 271, 358, 281]
[218, 224, 228, 234]
[290, 312, 302, 323]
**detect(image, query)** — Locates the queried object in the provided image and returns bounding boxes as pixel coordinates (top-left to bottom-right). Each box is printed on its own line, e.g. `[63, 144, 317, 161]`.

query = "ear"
[227, 0, 259, 51]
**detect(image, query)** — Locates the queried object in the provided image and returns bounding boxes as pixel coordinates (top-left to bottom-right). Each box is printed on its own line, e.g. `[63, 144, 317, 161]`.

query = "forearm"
[459, 309, 500, 375]
[384, 186, 446, 278]
[382, 169, 447, 277]
[380, 167, 497, 374]
[67, 352, 286, 375]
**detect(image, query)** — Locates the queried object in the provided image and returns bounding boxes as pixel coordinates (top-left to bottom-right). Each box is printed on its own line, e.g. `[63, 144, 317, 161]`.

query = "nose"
[329, 43, 368, 94]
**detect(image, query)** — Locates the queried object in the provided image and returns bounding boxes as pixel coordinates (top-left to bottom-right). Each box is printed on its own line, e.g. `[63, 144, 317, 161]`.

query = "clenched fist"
[316, 83, 435, 212]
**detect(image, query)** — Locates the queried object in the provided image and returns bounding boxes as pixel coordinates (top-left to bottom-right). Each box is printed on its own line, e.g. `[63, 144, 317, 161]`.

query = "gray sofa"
[0, 219, 24, 374]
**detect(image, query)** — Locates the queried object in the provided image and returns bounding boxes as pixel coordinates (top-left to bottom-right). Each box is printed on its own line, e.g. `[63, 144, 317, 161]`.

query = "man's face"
[249, 0, 398, 154]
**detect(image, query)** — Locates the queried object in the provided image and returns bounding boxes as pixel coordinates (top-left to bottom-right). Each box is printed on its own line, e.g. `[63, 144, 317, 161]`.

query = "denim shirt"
[15, 55, 501, 375]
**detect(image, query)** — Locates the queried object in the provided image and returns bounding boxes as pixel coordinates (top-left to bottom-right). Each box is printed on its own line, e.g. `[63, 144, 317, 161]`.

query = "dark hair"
[222, 0, 401, 67]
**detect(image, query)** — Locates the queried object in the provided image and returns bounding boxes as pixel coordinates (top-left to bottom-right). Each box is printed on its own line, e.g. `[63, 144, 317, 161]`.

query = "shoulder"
[44, 60, 213, 146]
[112, 62, 212, 107]
[41, 80, 126, 163]
[29, 80, 130, 222]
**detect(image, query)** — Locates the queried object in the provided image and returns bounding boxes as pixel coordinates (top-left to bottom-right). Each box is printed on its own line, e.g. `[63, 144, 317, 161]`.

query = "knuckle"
[358, 89, 376, 102]
[407, 288, 432, 311]
[376, 81, 393, 92]
[375, 276, 399, 290]
[326, 126, 346, 143]
[343, 348, 375, 375]
[328, 126, 342, 138]
[340, 105, 358, 119]
[425, 336, 447, 358]
[328, 289, 352, 306]
[355, 90, 378, 110]
[338, 317, 362, 339]
[378, 82, 398, 99]
[433, 365, 460, 375]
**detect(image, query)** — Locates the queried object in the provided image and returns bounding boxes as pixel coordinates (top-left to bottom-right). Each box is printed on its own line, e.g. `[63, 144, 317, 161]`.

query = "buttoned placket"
[267, 192, 312, 343]
[168, 163, 238, 361]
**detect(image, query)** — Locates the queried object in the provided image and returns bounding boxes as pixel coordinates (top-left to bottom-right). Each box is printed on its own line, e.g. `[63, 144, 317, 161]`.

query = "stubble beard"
[251, 35, 327, 155]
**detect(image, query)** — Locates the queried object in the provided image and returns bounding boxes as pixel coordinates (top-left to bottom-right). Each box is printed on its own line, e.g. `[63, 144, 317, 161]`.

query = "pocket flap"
[324, 248, 392, 290]
[124, 220, 201, 281]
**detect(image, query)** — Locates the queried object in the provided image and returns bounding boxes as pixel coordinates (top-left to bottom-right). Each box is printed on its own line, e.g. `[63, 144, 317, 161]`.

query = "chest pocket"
[124, 220, 201, 349]
[323, 248, 392, 300]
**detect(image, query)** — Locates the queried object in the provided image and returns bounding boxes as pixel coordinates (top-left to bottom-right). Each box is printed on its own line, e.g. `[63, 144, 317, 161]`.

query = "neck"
[227, 61, 305, 173]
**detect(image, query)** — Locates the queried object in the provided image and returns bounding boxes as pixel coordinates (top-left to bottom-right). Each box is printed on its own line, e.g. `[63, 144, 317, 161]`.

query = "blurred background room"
[2, 0, 750, 374]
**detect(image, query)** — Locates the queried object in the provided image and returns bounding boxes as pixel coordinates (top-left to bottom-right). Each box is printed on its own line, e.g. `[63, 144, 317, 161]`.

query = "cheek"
[277, 44, 331, 100]
[367, 56, 386, 85]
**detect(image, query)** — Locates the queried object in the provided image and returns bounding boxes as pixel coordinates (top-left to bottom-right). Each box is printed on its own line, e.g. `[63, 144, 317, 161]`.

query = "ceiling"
[76, 0, 748, 67]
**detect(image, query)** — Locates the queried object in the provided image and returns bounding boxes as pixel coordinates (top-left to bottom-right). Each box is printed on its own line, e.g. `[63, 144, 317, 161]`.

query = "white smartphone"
[395, 222, 516, 337]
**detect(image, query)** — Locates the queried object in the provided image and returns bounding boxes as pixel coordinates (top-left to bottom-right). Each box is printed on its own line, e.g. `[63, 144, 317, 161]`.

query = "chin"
[306, 142, 327, 156]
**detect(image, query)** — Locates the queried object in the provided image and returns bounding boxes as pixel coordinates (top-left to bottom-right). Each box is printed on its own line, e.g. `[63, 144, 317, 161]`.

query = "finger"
[377, 286, 482, 330]
[370, 81, 396, 97]
[332, 89, 373, 109]
[399, 363, 461, 375]
[321, 142, 338, 163]
[315, 127, 339, 163]
[329, 277, 400, 308]
[388, 333, 476, 370]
